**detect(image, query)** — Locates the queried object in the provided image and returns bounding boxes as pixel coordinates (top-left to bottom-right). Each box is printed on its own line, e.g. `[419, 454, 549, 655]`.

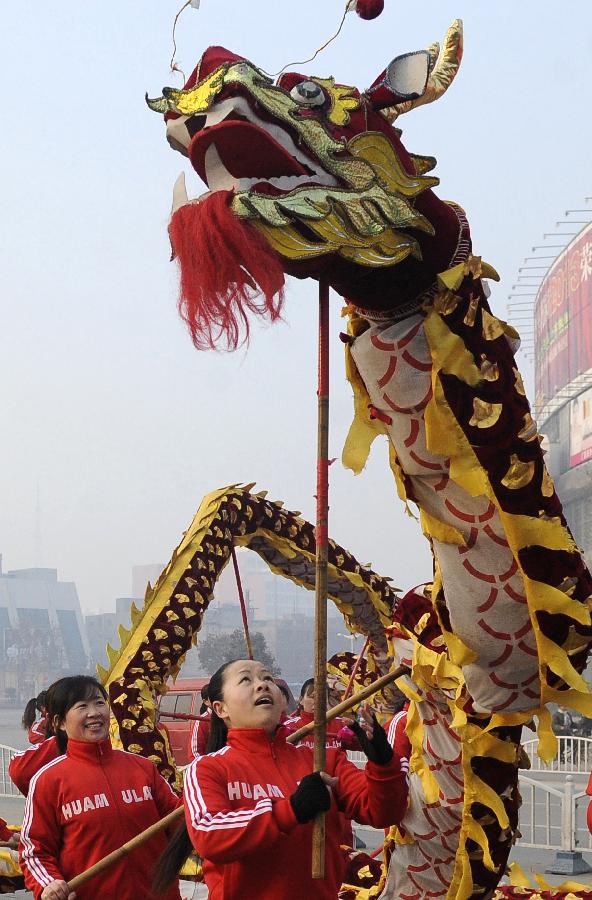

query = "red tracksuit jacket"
[384, 707, 411, 760]
[189, 709, 212, 758]
[20, 737, 182, 900]
[9, 737, 60, 796]
[0, 818, 11, 841]
[184, 727, 409, 900]
[28, 717, 47, 745]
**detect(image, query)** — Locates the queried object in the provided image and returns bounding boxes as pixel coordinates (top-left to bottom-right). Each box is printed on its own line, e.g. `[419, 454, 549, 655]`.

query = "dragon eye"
[290, 81, 325, 107]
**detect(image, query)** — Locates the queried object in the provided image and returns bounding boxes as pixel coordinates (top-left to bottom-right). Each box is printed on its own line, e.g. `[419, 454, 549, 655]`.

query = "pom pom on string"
[348, 0, 384, 19]
[169, 191, 285, 351]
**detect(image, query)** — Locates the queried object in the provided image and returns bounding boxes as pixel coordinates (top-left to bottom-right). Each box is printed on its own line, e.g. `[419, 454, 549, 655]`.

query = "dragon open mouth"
[168, 95, 339, 198]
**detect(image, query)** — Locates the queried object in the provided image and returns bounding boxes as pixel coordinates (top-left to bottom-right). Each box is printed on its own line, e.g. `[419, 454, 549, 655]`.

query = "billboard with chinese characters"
[570, 385, 592, 467]
[535, 222, 592, 409]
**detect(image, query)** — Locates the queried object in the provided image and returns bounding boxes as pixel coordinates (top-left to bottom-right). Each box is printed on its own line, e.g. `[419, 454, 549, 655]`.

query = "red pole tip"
[354, 0, 384, 20]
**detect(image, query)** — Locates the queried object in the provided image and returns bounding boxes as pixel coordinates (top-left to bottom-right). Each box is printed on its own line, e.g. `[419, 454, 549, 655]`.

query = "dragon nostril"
[186, 114, 208, 138]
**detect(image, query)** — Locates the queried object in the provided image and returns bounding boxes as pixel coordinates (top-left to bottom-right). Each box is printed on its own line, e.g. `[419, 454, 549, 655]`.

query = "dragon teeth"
[172, 172, 189, 213]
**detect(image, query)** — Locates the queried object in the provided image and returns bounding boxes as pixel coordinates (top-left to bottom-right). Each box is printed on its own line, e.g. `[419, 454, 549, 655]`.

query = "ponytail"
[153, 822, 196, 894]
[154, 659, 237, 890]
[22, 698, 38, 731]
[206, 713, 228, 753]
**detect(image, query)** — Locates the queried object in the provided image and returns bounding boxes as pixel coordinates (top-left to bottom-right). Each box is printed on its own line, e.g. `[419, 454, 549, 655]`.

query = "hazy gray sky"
[2, 1, 591, 613]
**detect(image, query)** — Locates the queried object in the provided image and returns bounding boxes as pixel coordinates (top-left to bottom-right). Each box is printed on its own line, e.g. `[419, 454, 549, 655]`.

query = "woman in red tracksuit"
[284, 677, 360, 752]
[11, 679, 82, 796]
[11, 682, 67, 796]
[22, 692, 48, 746]
[9, 737, 60, 797]
[19, 675, 182, 900]
[155, 658, 409, 900]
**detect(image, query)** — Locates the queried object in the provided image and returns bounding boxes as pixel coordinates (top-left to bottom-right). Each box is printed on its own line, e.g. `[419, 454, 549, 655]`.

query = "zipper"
[97, 748, 128, 846]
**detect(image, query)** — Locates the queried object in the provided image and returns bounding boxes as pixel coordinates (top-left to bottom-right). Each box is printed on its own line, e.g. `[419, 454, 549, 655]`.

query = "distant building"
[85, 612, 118, 670]
[256, 610, 356, 685]
[534, 222, 592, 560]
[0, 564, 90, 701]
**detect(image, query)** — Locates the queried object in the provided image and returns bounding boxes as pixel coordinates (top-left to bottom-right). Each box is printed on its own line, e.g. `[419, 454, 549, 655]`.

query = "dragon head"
[148, 22, 465, 347]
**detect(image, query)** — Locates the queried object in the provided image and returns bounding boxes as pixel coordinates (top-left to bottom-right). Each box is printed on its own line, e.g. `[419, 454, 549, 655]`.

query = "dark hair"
[22, 691, 48, 731]
[154, 661, 238, 892]
[22, 699, 38, 731]
[299, 678, 314, 701]
[198, 682, 210, 715]
[206, 662, 236, 753]
[277, 682, 290, 704]
[46, 676, 108, 753]
[153, 822, 196, 895]
[390, 688, 408, 715]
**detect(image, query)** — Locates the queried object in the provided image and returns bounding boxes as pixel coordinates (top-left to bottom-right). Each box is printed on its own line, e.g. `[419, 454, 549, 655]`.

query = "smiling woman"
[18, 676, 182, 900]
[154, 658, 409, 900]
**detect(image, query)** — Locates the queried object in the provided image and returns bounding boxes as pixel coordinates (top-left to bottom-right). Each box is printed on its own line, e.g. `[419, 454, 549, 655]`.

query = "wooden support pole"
[312, 276, 330, 879]
[65, 664, 409, 892]
[342, 635, 370, 702]
[158, 710, 207, 722]
[232, 545, 254, 660]
[68, 806, 185, 891]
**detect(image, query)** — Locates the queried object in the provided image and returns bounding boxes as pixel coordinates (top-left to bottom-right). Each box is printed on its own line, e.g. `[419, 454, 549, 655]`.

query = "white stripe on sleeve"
[20, 756, 66, 889]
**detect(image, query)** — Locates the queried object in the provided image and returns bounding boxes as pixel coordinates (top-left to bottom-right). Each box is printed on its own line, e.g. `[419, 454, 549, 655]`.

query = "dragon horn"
[384, 20, 463, 122]
[145, 92, 174, 114]
[426, 41, 440, 75]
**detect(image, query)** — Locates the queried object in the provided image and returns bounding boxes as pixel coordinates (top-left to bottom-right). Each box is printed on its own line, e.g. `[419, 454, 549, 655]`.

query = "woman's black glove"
[349, 715, 393, 765]
[290, 773, 332, 823]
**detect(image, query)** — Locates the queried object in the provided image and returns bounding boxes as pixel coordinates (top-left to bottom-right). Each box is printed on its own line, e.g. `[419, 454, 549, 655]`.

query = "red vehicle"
[158, 677, 209, 766]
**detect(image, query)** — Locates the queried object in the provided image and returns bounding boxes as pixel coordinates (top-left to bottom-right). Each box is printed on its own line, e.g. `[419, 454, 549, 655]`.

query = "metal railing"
[346, 750, 366, 769]
[517, 773, 591, 852]
[0, 744, 19, 797]
[523, 736, 592, 773]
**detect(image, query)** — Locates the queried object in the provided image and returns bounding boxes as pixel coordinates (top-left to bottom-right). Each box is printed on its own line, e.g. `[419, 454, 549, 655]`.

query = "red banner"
[535, 223, 592, 409]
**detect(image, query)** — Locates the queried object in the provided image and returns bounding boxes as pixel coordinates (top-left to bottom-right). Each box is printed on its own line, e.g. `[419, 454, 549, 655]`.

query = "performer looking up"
[286, 677, 359, 752]
[154, 658, 409, 900]
[19, 675, 181, 900]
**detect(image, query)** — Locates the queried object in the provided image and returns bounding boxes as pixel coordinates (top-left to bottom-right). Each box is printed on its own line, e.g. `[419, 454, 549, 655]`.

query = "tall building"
[85, 612, 118, 670]
[534, 222, 592, 559]
[0, 564, 90, 700]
